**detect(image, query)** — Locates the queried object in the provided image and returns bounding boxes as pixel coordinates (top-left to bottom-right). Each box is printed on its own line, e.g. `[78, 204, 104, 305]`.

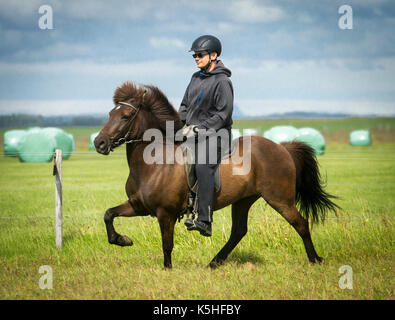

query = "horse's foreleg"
[209, 196, 258, 268]
[157, 209, 176, 269]
[104, 200, 136, 247]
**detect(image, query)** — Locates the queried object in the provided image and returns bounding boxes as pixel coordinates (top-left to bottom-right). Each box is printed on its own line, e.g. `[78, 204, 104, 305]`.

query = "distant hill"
[233, 110, 379, 120]
[260, 111, 366, 119]
[231, 106, 360, 120]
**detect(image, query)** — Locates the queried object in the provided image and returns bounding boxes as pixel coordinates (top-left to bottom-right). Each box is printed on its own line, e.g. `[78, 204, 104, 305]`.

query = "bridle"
[100, 97, 144, 152]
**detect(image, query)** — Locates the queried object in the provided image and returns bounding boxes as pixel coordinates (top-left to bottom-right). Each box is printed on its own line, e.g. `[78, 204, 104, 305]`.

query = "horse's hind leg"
[209, 196, 258, 268]
[104, 200, 136, 247]
[268, 201, 322, 263]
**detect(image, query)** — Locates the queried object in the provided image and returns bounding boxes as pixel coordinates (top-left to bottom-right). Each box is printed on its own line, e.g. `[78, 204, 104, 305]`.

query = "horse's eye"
[121, 115, 130, 121]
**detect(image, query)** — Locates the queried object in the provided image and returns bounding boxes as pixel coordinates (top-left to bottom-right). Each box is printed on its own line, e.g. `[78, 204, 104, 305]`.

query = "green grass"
[0, 118, 394, 299]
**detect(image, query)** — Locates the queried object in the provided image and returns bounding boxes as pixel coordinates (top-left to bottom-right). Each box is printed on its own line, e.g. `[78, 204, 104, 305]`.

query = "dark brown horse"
[94, 81, 339, 268]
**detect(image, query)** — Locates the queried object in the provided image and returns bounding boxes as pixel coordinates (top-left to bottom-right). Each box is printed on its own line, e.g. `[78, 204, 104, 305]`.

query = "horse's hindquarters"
[215, 137, 257, 209]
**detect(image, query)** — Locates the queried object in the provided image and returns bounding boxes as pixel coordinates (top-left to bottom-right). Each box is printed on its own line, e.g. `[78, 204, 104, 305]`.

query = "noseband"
[100, 100, 143, 151]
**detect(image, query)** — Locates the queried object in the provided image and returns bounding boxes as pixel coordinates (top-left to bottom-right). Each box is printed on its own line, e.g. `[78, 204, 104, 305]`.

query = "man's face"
[193, 51, 217, 69]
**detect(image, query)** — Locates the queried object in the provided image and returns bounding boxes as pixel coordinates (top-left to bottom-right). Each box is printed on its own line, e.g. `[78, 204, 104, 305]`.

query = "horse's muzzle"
[94, 133, 111, 155]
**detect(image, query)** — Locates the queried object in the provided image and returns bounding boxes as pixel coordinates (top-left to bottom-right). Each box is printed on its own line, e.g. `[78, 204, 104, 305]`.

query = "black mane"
[113, 82, 184, 132]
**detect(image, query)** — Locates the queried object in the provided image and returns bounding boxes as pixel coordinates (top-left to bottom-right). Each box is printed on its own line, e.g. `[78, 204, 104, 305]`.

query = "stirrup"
[185, 191, 198, 221]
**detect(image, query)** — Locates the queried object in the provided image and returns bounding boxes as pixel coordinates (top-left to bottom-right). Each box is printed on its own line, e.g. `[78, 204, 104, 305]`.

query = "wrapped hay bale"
[18, 131, 56, 162]
[263, 126, 300, 144]
[90, 131, 100, 150]
[17, 127, 74, 162]
[296, 127, 326, 155]
[231, 129, 241, 140]
[27, 127, 42, 133]
[349, 130, 371, 146]
[3, 130, 27, 157]
[41, 127, 73, 159]
[243, 128, 258, 136]
[68, 133, 76, 150]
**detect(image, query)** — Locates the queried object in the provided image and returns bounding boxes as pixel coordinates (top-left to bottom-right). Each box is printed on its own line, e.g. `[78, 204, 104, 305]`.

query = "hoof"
[208, 260, 224, 269]
[110, 234, 133, 246]
[119, 235, 133, 246]
[309, 256, 323, 264]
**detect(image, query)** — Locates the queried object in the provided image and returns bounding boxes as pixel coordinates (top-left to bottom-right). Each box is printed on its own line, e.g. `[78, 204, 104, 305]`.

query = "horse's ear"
[141, 89, 148, 105]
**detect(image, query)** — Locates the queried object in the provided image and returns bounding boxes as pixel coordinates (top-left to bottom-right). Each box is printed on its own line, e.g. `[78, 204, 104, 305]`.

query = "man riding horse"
[94, 37, 338, 268]
[179, 35, 233, 237]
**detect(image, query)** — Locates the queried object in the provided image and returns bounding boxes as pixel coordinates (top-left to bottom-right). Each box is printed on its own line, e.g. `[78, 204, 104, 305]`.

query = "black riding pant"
[194, 130, 231, 223]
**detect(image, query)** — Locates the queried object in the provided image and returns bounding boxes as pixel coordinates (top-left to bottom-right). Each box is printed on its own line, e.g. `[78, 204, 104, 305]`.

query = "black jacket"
[179, 60, 233, 131]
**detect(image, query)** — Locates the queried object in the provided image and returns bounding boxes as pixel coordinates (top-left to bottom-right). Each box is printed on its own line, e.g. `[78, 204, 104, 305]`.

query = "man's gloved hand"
[182, 125, 199, 138]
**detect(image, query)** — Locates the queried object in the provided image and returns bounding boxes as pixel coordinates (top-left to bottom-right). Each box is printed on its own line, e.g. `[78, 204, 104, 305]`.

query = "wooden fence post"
[53, 149, 62, 249]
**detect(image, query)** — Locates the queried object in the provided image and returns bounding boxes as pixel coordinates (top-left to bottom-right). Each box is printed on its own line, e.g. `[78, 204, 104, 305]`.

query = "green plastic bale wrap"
[263, 126, 300, 144]
[27, 127, 42, 133]
[349, 130, 371, 146]
[18, 131, 57, 163]
[41, 128, 73, 159]
[231, 129, 241, 140]
[3, 130, 27, 156]
[90, 131, 100, 150]
[243, 128, 259, 136]
[68, 133, 76, 150]
[296, 127, 326, 155]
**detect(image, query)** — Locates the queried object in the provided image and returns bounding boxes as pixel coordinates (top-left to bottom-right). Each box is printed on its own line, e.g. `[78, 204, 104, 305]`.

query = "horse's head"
[95, 82, 146, 155]
[95, 81, 184, 155]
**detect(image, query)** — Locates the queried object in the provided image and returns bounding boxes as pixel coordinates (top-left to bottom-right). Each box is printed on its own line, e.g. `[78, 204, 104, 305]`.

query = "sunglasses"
[192, 52, 209, 59]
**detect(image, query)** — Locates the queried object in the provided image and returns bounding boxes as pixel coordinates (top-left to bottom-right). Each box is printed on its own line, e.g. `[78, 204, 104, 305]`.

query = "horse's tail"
[282, 141, 340, 224]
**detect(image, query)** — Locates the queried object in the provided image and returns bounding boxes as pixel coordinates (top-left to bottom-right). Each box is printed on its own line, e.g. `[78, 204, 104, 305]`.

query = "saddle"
[179, 139, 237, 220]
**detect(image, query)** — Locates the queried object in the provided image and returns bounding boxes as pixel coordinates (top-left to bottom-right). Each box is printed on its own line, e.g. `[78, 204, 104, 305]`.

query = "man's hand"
[182, 125, 198, 138]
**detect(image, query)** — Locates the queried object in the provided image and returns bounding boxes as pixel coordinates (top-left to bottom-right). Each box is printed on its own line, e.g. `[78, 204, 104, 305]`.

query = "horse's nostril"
[99, 140, 106, 150]
[94, 137, 107, 152]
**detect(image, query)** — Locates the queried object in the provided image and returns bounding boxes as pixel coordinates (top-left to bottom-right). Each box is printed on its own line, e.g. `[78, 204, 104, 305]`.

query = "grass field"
[0, 118, 394, 300]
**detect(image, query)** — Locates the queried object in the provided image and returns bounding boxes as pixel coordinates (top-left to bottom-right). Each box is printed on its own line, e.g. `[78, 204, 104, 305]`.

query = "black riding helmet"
[189, 35, 222, 56]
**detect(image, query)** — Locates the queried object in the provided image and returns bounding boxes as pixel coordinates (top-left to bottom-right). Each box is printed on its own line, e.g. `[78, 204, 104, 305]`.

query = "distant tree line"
[0, 114, 45, 128]
[0, 114, 107, 128]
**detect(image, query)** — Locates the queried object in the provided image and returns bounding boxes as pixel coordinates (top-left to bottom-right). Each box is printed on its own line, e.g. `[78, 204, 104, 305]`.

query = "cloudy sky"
[0, 0, 394, 116]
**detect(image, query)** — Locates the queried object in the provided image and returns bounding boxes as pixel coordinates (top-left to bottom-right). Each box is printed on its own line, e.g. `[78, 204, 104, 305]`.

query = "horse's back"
[216, 135, 295, 209]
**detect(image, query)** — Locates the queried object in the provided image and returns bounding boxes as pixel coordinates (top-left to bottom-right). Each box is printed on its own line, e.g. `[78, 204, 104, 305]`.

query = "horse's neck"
[126, 140, 182, 169]
[125, 141, 158, 168]
[126, 143, 141, 168]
